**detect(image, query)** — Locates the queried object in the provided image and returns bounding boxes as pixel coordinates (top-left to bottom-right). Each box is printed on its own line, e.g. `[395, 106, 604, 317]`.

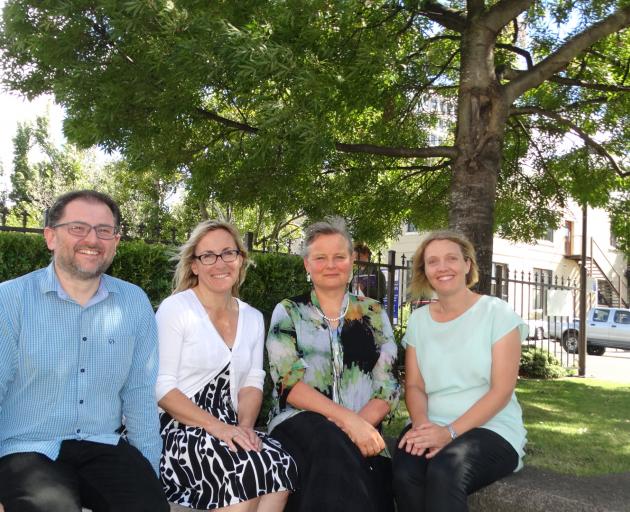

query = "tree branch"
[511, 106, 628, 177]
[335, 142, 457, 159]
[196, 108, 258, 134]
[196, 108, 457, 159]
[417, 1, 466, 32]
[508, 118, 565, 203]
[505, 6, 630, 101]
[501, 69, 630, 92]
[483, 0, 533, 33]
[399, 49, 460, 123]
[495, 43, 533, 69]
[323, 160, 451, 175]
[548, 75, 630, 92]
[511, 18, 519, 44]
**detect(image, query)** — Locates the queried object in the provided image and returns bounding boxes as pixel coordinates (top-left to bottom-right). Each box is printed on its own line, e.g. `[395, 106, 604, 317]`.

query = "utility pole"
[578, 204, 587, 377]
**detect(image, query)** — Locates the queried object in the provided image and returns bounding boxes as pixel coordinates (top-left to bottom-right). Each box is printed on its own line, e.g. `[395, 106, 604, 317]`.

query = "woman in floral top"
[266, 218, 400, 512]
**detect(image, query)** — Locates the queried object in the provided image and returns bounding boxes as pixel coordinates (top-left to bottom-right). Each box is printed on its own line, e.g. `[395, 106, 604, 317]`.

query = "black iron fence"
[492, 269, 580, 369]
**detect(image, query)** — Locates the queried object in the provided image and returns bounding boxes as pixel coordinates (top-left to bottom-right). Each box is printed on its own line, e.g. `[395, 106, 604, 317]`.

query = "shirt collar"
[39, 262, 119, 304]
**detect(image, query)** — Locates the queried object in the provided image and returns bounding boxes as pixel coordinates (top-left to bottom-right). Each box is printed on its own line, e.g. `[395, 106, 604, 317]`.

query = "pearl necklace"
[315, 300, 350, 323]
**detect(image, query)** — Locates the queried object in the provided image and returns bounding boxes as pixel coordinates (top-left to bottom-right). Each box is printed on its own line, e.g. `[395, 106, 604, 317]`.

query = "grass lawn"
[384, 377, 630, 477]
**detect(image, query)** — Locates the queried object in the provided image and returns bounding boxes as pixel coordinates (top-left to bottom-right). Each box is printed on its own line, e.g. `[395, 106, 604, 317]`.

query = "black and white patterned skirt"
[159, 364, 298, 509]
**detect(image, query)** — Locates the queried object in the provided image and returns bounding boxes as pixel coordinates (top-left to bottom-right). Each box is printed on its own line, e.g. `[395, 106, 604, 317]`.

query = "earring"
[306, 273, 311, 283]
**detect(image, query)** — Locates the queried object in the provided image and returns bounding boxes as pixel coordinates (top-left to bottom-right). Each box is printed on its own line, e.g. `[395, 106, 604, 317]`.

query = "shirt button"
[76, 429, 81, 433]
[82, 336, 87, 341]
[80, 369, 85, 373]
[79, 400, 84, 404]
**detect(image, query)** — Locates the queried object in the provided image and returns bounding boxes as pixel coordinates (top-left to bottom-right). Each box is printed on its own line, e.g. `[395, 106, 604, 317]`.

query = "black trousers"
[271, 411, 394, 512]
[0, 439, 169, 512]
[393, 425, 518, 512]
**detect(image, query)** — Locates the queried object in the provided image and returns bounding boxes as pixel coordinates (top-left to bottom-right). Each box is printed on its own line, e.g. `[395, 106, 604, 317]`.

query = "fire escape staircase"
[566, 238, 628, 308]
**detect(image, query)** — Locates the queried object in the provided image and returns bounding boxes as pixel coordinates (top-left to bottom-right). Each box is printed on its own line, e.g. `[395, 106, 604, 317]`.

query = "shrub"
[0, 232, 310, 314]
[109, 240, 174, 307]
[520, 345, 568, 379]
[0, 232, 51, 282]
[241, 252, 310, 325]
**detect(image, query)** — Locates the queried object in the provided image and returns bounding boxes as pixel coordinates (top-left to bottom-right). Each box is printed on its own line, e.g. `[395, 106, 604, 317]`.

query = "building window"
[405, 222, 418, 233]
[492, 263, 509, 302]
[542, 228, 554, 242]
[533, 268, 552, 315]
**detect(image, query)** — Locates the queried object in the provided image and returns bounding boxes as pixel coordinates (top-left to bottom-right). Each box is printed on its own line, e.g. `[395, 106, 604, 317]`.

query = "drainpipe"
[578, 204, 587, 377]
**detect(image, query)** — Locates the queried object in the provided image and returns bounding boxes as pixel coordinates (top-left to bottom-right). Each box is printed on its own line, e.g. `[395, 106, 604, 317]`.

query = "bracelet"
[447, 423, 458, 440]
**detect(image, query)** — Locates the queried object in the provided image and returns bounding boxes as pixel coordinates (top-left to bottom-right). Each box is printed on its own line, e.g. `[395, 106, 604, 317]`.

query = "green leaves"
[1, 0, 628, 254]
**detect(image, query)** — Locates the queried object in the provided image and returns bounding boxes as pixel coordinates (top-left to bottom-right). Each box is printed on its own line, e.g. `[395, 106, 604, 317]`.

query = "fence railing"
[493, 270, 580, 369]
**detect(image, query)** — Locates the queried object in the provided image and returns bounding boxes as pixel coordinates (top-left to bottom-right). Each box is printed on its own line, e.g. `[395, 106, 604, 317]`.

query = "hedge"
[0, 232, 310, 317]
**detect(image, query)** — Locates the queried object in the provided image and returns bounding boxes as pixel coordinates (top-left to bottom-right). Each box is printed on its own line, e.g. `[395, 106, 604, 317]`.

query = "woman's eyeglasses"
[193, 249, 241, 265]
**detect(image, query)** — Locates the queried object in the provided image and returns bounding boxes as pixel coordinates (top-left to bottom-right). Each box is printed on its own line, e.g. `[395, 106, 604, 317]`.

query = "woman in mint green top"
[393, 230, 527, 512]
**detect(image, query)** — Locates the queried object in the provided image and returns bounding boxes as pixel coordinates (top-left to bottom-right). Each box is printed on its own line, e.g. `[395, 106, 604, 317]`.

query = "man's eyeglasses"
[194, 249, 241, 265]
[51, 221, 120, 240]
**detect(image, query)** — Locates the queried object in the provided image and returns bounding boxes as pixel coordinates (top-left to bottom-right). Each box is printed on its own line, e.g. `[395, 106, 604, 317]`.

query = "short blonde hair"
[409, 230, 479, 298]
[172, 220, 250, 296]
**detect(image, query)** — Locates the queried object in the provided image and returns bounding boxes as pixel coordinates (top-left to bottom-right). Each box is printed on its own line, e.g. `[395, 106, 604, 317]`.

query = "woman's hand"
[332, 412, 386, 458]
[398, 422, 451, 458]
[239, 425, 263, 451]
[205, 421, 261, 452]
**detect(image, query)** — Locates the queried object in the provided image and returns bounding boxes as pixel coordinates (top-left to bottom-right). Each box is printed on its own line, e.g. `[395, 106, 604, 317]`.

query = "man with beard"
[0, 191, 169, 512]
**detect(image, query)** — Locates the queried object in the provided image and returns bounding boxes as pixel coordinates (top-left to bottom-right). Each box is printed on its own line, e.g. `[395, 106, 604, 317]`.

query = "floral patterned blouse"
[266, 291, 400, 432]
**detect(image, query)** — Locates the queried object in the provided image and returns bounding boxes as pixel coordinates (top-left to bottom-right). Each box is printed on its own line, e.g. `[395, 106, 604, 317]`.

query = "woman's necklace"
[314, 300, 350, 323]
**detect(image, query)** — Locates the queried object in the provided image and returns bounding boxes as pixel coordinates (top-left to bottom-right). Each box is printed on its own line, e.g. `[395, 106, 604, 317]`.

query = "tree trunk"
[449, 21, 509, 295]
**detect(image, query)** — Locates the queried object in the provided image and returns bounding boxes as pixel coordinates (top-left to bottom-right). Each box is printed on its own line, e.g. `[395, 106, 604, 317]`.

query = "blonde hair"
[172, 220, 250, 296]
[409, 230, 479, 298]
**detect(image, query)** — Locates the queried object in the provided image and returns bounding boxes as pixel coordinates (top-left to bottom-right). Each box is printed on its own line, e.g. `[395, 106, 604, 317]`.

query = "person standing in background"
[351, 242, 387, 303]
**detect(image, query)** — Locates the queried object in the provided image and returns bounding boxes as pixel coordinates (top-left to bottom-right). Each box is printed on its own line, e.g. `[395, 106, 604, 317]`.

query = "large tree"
[2, 1, 629, 290]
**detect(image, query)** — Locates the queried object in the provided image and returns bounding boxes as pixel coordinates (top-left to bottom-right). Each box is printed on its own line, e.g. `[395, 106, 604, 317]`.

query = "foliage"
[0, 232, 50, 282]
[8, 115, 93, 225]
[0, 231, 309, 311]
[2, 2, 629, 288]
[108, 240, 174, 307]
[609, 190, 630, 255]
[519, 346, 568, 379]
[241, 252, 310, 324]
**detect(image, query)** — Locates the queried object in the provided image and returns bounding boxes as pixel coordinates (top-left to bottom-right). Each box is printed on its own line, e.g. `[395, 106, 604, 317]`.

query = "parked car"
[547, 307, 630, 356]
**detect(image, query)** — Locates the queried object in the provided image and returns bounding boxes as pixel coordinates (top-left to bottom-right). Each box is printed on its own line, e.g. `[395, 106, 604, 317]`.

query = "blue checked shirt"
[0, 263, 162, 474]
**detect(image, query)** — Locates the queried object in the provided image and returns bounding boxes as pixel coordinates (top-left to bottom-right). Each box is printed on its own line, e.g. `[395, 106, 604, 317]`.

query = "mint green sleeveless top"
[404, 295, 527, 470]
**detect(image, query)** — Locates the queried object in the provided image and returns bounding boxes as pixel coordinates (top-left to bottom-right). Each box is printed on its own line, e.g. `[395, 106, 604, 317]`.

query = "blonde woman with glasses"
[155, 220, 297, 511]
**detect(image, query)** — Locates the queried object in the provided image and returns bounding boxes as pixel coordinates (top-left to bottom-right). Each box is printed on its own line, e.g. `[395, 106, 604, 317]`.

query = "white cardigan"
[155, 289, 266, 411]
